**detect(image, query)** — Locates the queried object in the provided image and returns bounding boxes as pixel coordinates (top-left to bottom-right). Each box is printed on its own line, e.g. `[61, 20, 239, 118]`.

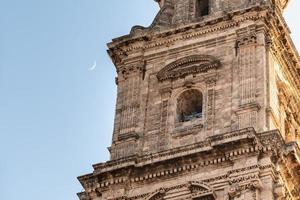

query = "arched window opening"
[177, 89, 203, 122]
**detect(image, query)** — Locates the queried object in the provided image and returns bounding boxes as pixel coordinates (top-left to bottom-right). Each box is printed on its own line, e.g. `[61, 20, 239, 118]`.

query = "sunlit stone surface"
[78, 0, 300, 199]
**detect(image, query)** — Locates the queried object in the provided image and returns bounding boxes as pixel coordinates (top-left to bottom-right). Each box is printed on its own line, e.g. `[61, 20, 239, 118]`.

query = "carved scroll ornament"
[157, 55, 221, 81]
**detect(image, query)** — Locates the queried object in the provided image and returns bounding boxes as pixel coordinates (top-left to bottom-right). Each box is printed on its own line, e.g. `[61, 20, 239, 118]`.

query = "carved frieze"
[117, 62, 146, 80]
[228, 179, 262, 200]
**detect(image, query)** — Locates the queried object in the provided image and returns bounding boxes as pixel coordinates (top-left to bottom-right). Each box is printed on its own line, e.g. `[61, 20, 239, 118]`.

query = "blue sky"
[0, 1, 299, 200]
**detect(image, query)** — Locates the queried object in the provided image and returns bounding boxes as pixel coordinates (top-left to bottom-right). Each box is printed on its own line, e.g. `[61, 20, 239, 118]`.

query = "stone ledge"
[78, 128, 288, 196]
[89, 128, 282, 175]
[87, 164, 275, 200]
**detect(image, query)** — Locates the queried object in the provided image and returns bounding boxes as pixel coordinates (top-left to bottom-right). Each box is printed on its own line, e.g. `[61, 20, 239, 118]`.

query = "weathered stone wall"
[110, 20, 272, 159]
[78, 0, 300, 199]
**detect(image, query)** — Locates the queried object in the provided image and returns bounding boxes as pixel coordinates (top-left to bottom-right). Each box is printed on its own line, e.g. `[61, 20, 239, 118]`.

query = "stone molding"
[109, 8, 300, 92]
[280, 142, 300, 197]
[78, 129, 291, 195]
[108, 6, 267, 57]
[92, 128, 255, 171]
[101, 165, 273, 200]
[189, 181, 216, 199]
[145, 188, 166, 200]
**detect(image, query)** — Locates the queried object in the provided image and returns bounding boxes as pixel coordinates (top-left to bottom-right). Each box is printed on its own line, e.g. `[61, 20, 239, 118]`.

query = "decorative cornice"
[77, 192, 90, 200]
[267, 11, 300, 93]
[279, 142, 300, 199]
[78, 129, 285, 194]
[107, 6, 269, 63]
[209, 128, 257, 147]
[105, 129, 277, 169]
[108, 8, 300, 93]
[93, 128, 256, 173]
[102, 164, 273, 200]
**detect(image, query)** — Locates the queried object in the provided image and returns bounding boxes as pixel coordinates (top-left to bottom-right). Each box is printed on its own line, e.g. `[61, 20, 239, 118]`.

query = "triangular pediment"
[157, 55, 221, 81]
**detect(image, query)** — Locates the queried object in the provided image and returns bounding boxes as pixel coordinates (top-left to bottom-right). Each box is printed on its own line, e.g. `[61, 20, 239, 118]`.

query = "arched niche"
[177, 89, 203, 122]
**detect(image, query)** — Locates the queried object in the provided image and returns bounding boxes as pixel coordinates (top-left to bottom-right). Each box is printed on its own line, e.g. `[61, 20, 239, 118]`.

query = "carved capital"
[117, 61, 145, 79]
[236, 34, 257, 47]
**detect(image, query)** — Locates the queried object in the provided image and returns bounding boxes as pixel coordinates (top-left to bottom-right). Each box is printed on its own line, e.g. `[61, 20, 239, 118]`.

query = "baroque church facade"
[78, 0, 300, 199]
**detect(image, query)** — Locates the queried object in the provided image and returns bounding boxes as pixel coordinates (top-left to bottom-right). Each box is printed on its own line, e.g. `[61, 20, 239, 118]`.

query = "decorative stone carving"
[228, 184, 242, 198]
[274, 183, 285, 198]
[146, 188, 166, 200]
[117, 62, 146, 80]
[228, 179, 262, 200]
[189, 181, 216, 200]
[157, 55, 221, 81]
[236, 34, 257, 48]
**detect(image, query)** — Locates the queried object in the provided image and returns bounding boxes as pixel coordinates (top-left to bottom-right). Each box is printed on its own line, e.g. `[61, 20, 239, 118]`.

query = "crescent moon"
[88, 61, 97, 71]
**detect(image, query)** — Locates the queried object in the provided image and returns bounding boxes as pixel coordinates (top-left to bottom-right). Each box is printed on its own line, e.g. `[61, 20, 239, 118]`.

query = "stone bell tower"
[78, 0, 300, 199]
